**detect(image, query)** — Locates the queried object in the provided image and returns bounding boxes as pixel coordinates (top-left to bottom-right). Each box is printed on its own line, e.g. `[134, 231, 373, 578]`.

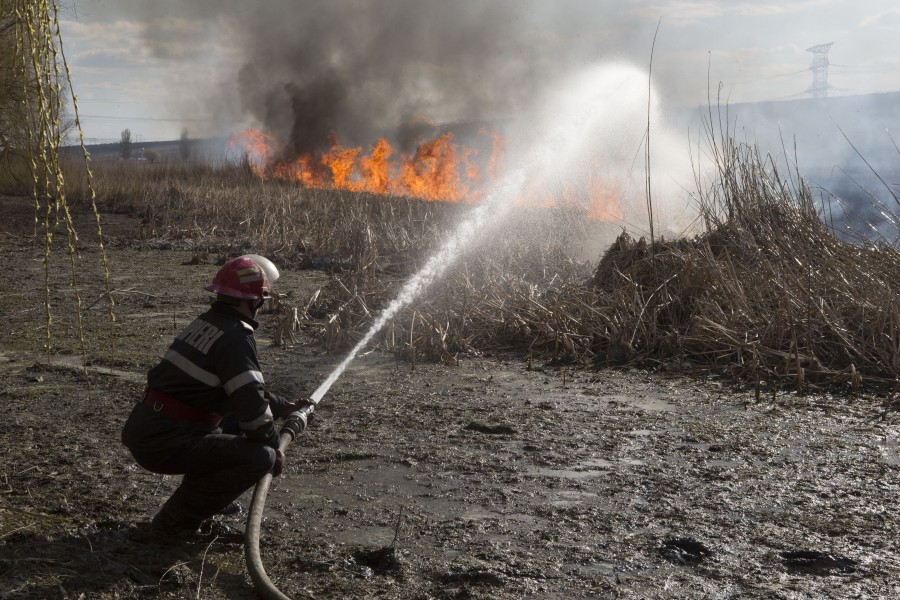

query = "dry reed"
[63, 136, 900, 392]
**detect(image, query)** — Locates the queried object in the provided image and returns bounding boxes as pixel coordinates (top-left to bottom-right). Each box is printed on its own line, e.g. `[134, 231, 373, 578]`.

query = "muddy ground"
[1, 196, 900, 599]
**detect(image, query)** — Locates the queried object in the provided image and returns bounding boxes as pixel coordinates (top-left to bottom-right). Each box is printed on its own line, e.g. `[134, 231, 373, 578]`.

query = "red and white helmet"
[205, 255, 279, 300]
[242, 254, 279, 287]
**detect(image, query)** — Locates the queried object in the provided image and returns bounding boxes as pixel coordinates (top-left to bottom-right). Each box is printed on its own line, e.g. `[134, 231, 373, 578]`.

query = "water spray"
[301, 66, 665, 409]
[308, 191, 515, 404]
[245, 62, 678, 598]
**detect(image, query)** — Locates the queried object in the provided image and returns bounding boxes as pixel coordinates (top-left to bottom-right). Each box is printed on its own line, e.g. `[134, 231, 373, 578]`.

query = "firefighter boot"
[147, 503, 203, 545]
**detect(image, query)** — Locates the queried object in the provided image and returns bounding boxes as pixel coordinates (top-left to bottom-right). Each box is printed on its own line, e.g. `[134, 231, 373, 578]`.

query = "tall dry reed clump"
[588, 136, 899, 392]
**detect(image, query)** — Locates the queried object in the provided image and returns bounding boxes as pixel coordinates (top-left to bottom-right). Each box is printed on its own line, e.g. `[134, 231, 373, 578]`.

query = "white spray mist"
[309, 172, 525, 403]
[309, 61, 695, 403]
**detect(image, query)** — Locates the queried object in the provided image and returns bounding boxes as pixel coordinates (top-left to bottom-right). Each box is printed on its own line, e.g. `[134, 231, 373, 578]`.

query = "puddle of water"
[627, 429, 656, 437]
[0, 354, 23, 375]
[564, 393, 680, 414]
[529, 457, 646, 480]
[600, 393, 679, 412]
[49, 355, 145, 384]
[0, 351, 145, 384]
[549, 489, 599, 507]
[462, 506, 539, 523]
[326, 525, 399, 546]
[343, 460, 436, 490]
[572, 562, 617, 577]
[877, 437, 900, 465]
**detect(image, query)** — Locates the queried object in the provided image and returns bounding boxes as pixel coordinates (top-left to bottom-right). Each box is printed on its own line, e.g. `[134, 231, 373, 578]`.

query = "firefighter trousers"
[122, 404, 276, 530]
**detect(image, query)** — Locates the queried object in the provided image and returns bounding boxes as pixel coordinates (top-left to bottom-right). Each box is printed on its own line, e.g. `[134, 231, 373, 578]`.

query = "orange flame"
[227, 126, 624, 221]
[400, 133, 468, 201]
[227, 129, 275, 174]
[322, 141, 363, 191]
[360, 138, 395, 194]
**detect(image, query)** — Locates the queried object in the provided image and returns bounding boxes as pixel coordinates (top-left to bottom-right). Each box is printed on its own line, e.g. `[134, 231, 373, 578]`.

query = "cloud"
[138, 15, 241, 61]
[626, 2, 726, 26]
[860, 8, 900, 30]
[62, 16, 239, 64]
[61, 19, 148, 65]
[627, 0, 832, 26]
[730, 0, 833, 17]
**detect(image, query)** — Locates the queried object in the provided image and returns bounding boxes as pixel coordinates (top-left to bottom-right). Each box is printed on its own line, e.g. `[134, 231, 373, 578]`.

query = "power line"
[77, 114, 212, 123]
[77, 100, 162, 104]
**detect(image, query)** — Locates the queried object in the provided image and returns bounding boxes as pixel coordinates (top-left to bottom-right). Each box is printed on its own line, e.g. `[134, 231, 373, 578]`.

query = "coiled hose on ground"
[244, 408, 313, 600]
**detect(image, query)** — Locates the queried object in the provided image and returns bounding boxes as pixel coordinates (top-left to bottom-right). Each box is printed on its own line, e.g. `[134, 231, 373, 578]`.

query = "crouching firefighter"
[122, 254, 308, 541]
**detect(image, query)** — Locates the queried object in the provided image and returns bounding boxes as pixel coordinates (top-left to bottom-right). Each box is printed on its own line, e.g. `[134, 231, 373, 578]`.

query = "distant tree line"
[117, 127, 193, 163]
[120, 128, 132, 159]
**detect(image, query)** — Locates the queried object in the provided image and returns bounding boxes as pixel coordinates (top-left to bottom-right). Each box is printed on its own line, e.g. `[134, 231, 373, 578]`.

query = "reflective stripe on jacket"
[145, 302, 288, 447]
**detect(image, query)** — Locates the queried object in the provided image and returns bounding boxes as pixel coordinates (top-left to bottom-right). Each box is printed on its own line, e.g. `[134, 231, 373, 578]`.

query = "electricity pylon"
[806, 43, 834, 98]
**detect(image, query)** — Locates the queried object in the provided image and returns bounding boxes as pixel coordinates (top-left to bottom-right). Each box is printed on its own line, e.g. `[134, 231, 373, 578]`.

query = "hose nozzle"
[280, 404, 315, 441]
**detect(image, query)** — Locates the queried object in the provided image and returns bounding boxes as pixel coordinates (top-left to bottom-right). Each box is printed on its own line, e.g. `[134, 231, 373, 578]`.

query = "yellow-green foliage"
[2, 0, 111, 369]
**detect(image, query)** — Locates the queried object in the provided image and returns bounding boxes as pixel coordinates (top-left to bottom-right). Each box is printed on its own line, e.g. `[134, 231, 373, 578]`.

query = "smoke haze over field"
[63, 0, 900, 144]
[117, 0, 655, 157]
[61, 1, 900, 238]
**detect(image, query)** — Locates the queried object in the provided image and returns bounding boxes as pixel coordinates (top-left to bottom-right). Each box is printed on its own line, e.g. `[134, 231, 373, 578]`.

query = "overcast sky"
[59, 0, 900, 143]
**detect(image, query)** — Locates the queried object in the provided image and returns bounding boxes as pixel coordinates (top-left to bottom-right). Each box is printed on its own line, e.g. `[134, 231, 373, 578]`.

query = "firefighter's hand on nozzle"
[272, 449, 285, 477]
[277, 397, 314, 419]
[288, 397, 316, 420]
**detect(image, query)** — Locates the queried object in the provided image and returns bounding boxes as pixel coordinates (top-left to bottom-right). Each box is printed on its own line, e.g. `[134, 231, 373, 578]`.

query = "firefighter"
[122, 254, 307, 541]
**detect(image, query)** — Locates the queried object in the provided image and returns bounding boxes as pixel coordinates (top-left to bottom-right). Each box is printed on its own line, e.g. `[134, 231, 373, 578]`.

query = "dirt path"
[1, 196, 899, 599]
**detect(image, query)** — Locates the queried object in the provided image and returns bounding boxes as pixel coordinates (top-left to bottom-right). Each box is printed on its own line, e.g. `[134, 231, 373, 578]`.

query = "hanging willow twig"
[9, 0, 110, 374]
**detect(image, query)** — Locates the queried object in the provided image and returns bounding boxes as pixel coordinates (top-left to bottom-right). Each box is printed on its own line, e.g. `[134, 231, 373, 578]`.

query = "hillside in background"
[69, 137, 232, 164]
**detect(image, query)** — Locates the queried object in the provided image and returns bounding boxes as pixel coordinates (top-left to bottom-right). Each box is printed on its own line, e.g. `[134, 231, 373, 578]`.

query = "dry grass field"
[55, 134, 900, 392]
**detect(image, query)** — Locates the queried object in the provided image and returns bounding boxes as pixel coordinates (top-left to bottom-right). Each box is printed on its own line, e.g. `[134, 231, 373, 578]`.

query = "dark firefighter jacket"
[141, 302, 290, 448]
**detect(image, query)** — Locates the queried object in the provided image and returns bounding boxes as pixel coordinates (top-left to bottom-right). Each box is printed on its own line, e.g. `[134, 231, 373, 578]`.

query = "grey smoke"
[128, 0, 649, 158]
[119, 0, 897, 239]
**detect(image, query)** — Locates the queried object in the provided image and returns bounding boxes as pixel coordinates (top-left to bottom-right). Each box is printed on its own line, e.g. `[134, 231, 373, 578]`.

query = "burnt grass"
[2, 196, 900, 599]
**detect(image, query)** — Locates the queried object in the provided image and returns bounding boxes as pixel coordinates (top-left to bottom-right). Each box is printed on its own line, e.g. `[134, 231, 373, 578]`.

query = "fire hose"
[244, 404, 315, 600]
[239, 228, 432, 596]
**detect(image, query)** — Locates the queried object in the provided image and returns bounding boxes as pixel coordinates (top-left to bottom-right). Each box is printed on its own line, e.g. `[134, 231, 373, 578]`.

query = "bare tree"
[120, 128, 132, 160]
[0, 6, 70, 189]
[0, 9, 26, 164]
[179, 127, 191, 161]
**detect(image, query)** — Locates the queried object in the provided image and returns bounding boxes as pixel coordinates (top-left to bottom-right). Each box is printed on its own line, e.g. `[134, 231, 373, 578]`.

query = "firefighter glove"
[272, 449, 285, 477]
